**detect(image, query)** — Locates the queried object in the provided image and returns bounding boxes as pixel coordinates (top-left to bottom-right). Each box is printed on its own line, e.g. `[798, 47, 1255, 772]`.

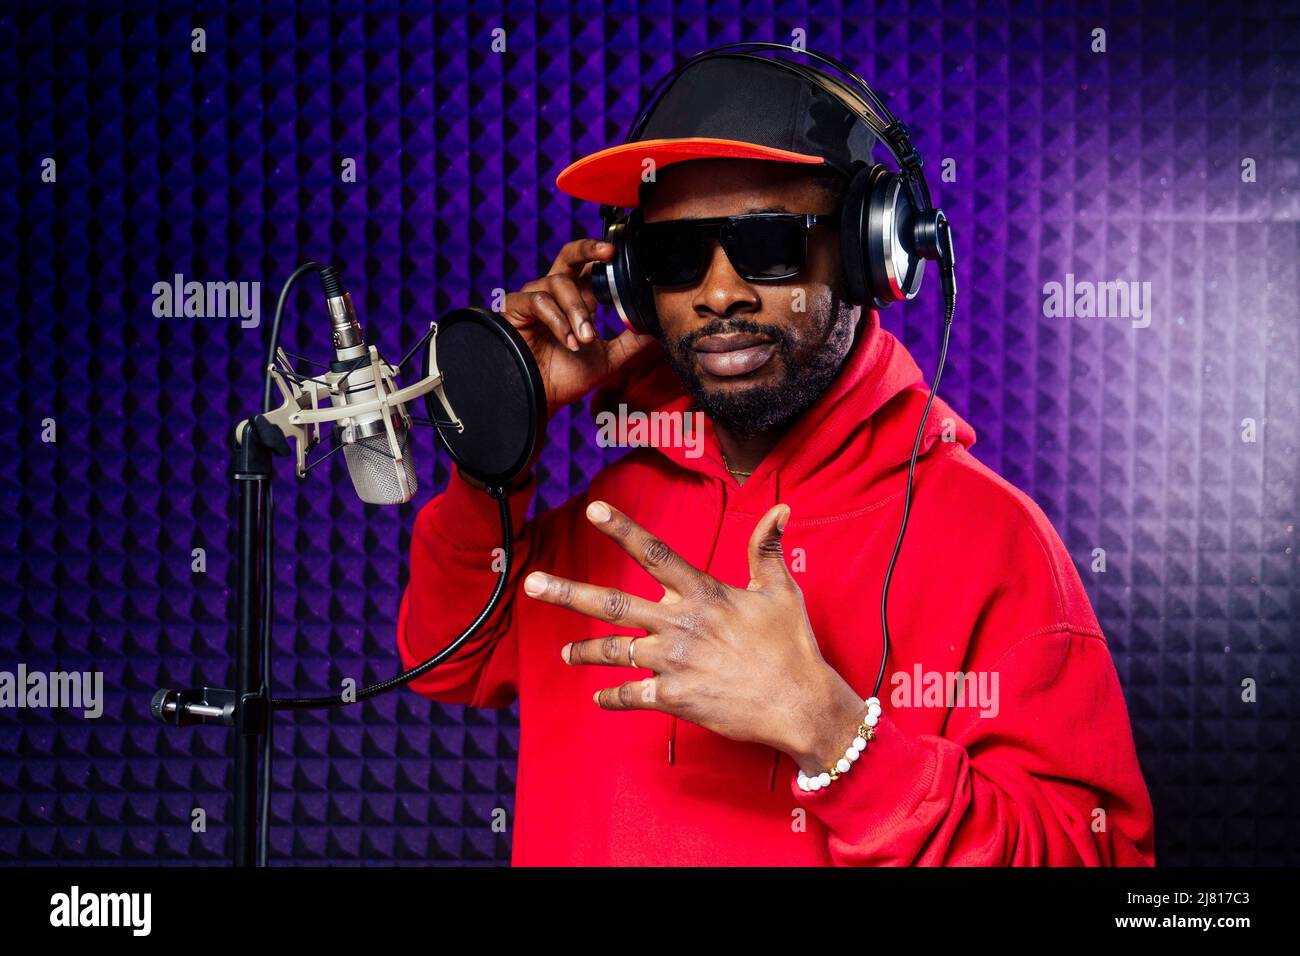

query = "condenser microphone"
[246, 267, 545, 504]
[319, 267, 418, 504]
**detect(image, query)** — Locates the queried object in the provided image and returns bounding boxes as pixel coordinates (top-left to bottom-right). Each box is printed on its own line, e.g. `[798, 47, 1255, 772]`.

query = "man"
[397, 54, 1156, 865]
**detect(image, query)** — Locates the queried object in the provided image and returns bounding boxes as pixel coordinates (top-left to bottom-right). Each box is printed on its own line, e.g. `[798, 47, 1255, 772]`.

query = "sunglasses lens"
[634, 215, 817, 285]
[636, 221, 706, 285]
[726, 217, 806, 279]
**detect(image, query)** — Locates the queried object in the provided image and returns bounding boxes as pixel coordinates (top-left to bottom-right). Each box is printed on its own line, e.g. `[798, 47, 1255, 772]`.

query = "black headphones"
[591, 41, 953, 337]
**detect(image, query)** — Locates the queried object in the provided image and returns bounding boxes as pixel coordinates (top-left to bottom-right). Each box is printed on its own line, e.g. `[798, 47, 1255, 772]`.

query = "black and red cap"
[556, 53, 879, 208]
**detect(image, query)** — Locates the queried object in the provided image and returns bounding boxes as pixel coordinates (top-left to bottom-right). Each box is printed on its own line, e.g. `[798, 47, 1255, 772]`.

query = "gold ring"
[628, 638, 638, 668]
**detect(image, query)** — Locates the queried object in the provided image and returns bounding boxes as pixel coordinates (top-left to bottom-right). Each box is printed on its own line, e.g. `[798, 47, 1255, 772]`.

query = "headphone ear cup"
[594, 212, 660, 336]
[620, 210, 661, 335]
[863, 166, 926, 309]
[839, 164, 875, 306]
[841, 164, 927, 310]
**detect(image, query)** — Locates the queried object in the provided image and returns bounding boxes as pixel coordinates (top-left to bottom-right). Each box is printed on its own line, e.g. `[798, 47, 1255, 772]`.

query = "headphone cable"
[873, 222, 956, 700]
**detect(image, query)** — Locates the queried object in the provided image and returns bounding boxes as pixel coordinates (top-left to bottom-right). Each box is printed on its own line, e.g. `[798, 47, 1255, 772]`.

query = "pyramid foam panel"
[0, 1, 1297, 866]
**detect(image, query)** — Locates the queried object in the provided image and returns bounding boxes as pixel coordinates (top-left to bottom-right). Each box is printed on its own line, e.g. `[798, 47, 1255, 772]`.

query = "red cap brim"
[556, 137, 827, 207]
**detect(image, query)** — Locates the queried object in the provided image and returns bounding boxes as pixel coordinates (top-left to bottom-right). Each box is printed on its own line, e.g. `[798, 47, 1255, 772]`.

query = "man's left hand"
[521, 499, 866, 772]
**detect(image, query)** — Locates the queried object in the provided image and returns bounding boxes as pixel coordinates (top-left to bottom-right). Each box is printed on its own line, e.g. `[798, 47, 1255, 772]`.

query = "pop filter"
[425, 307, 546, 489]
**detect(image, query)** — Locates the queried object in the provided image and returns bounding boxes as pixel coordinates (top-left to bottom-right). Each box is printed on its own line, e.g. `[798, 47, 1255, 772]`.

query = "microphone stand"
[151, 417, 277, 867]
[150, 263, 328, 867]
[150, 265, 523, 867]
[231, 420, 277, 868]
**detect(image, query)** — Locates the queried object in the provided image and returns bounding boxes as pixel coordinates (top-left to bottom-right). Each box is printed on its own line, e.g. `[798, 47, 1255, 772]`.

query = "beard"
[661, 294, 860, 438]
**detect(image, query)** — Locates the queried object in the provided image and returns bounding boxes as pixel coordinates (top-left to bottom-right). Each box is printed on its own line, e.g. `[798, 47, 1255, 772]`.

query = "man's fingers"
[746, 503, 795, 590]
[593, 677, 663, 712]
[543, 274, 598, 344]
[562, 634, 661, 670]
[507, 289, 579, 352]
[569, 260, 603, 313]
[583, 500, 715, 600]
[523, 571, 666, 630]
[549, 238, 614, 278]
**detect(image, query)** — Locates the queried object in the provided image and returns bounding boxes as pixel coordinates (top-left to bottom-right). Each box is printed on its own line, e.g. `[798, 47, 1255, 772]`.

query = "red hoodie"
[397, 314, 1156, 866]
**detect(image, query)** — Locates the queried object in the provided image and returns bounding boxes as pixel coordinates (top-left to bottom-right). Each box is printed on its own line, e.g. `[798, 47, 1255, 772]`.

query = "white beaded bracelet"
[797, 696, 882, 792]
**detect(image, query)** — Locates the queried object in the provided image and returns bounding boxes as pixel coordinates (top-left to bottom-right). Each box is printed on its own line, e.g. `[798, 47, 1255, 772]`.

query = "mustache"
[673, 318, 793, 359]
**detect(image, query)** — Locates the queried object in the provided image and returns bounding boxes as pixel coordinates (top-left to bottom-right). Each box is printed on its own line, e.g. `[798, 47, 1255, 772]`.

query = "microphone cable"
[256, 261, 322, 867]
[267, 493, 514, 710]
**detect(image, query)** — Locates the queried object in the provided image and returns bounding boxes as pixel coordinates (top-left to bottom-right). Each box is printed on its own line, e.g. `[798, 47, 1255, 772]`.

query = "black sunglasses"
[632, 212, 840, 286]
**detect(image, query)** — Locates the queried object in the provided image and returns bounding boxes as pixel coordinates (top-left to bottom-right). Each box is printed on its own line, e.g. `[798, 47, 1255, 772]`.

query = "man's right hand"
[502, 238, 657, 421]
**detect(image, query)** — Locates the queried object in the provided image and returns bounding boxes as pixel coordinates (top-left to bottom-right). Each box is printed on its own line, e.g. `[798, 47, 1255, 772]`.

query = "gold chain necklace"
[720, 450, 753, 478]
